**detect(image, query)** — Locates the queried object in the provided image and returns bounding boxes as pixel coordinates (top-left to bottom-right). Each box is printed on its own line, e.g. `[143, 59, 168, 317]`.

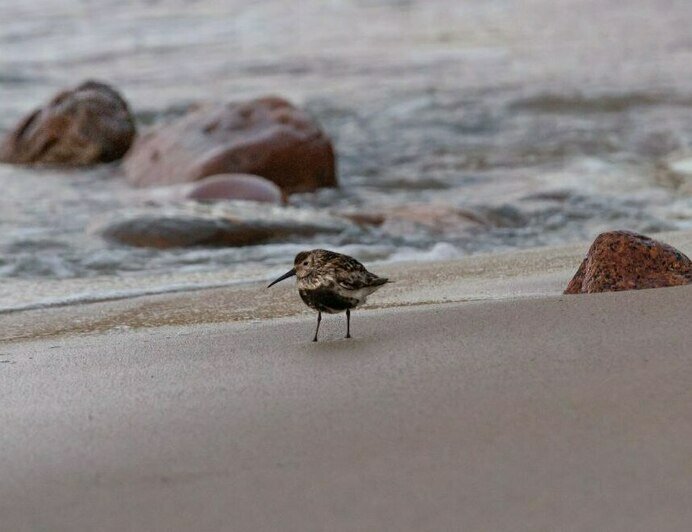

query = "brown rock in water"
[95, 203, 353, 249]
[340, 212, 386, 227]
[0, 80, 135, 165]
[100, 216, 282, 249]
[564, 231, 692, 294]
[376, 203, 487, 237]
[186, 174, 284, 204]
[123, 96, 337, 194]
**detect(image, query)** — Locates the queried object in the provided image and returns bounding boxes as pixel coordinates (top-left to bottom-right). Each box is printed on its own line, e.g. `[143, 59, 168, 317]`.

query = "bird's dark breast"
[299, 287, 357, 314]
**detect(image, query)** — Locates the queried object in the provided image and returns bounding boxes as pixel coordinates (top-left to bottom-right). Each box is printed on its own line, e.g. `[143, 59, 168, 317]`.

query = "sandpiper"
[267, 249, 389, 342]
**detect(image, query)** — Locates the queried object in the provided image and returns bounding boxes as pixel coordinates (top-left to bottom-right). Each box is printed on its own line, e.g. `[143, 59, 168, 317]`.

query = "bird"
[267, 249, 389, 342]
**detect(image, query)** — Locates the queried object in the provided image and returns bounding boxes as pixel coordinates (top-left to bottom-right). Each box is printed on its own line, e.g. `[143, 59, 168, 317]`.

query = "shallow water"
[1, 0, 692, 310]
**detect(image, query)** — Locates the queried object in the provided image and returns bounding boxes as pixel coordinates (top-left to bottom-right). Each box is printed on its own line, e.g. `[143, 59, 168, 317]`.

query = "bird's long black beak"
[267, 268, 296, 288]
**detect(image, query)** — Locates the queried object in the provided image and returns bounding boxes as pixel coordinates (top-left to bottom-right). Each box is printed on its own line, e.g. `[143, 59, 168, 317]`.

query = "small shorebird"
[267, 249, 389, 342]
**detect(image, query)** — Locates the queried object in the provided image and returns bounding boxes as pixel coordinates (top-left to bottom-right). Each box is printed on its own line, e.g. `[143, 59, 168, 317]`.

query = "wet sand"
[4, 229, 692, 342]
[1, 243, 574, 342]
[2, 282, 692, 531]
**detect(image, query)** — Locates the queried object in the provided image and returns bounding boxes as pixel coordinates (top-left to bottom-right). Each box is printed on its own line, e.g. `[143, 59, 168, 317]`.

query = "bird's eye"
[303, 261, 308, 266]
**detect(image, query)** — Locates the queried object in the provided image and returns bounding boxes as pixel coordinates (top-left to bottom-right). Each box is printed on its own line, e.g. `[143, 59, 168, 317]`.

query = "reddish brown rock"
[123, 96, 337, 194]
[340, 212, 386, 227]
[0, 80, 136, 165]
[564, 231, 692, 294]
[186, 174, 284, 204]
[373, 203, 486, 237]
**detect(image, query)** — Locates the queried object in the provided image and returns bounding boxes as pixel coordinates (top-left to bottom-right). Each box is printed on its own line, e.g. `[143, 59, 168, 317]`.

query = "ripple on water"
[2, 0, 692, 311]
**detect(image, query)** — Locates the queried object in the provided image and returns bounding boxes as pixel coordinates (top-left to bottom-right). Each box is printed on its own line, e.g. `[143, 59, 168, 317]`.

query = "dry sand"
[1, 259, 692, 530]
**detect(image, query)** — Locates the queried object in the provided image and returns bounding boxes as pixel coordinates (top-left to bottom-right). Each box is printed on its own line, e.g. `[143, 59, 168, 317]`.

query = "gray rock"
[93, 202, 354, 249]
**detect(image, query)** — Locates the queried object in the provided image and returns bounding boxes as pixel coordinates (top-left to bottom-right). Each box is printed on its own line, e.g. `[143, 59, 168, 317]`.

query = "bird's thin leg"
[345, 309, 351, 339]
[313, 312, 322, 342]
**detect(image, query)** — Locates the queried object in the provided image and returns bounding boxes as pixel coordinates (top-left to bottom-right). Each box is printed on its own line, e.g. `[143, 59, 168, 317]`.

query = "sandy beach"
[4, 229, 692, 342]
[2, 238, 692, 531]
[2, 0, 692, 529]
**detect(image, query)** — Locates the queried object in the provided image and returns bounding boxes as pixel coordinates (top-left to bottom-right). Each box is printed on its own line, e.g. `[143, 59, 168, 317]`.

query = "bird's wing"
[333, 256, 386, 290]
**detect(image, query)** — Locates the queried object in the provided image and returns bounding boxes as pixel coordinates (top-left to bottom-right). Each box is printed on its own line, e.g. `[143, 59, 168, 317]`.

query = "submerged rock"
[564, 231, 692, 294]
[339, 211, 386, 227]
[346, 203, 522, 238]
[133, 174, 284, 206]
[94, 202, 353, 249]
[186, 174, 284, 204]
[0, 80, 136, 165]
[379, 203, 485, 236]
[123, 96, 337, 194]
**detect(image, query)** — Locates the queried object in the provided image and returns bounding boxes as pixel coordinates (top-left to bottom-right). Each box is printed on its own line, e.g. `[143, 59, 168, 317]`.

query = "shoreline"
[2, 242, 573, 343]
[3, 229, 692, 343]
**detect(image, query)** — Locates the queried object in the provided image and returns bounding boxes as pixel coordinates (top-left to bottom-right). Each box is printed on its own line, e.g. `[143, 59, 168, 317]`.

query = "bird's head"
[294, 250, 321, 279]
[267, 250, 319, 287]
